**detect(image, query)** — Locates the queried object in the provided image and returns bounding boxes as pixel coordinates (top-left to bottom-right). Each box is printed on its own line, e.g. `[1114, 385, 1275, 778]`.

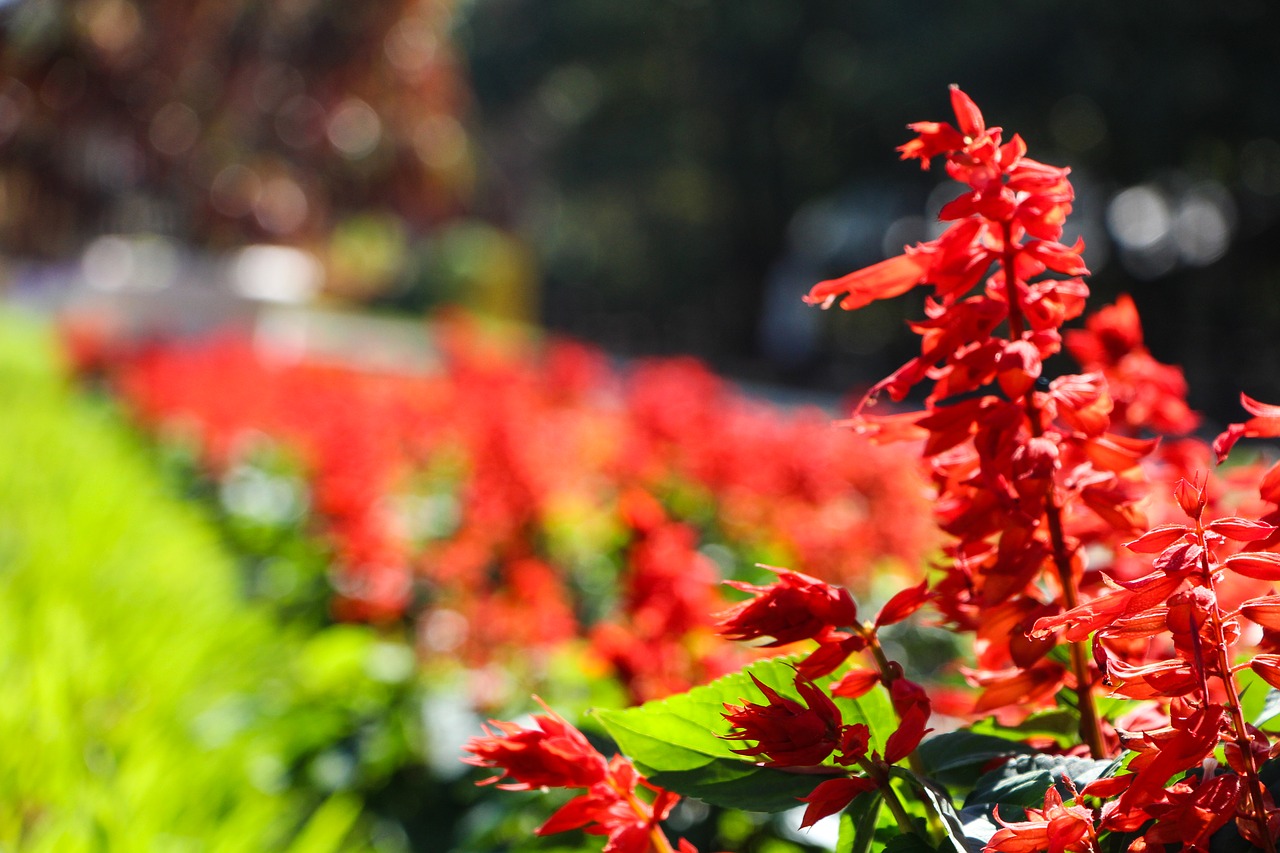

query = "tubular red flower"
[463, 698, 610, 790]
[985, 785, 1096, 853]
[717, 567, 857, 647]
[722, 673, 844, 767]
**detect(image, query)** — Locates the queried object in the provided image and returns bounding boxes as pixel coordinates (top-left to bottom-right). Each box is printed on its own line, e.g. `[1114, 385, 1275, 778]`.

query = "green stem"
[856, 757, 920, 840]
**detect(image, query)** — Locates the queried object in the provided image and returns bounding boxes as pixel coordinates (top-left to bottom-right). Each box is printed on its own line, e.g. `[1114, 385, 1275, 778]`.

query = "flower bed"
[64, 311, 934, 712]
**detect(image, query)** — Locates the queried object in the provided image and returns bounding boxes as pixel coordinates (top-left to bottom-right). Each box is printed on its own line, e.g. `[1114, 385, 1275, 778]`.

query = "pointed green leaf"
[965, 754, 1119, 810]
[594, 655, 895, 812]
[1238, 669, 1280, 729]
[915, 731, 1036, 788]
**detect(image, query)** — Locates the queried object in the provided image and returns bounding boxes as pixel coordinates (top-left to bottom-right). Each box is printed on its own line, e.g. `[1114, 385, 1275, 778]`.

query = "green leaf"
[915, 731, 1036, 788]
[968, 708, 1079, 748]
[966, 754, 1119, 810]
[643, 761, 823, 812]
[884, 833, 940, 853]
[594, 655, 896, 812]
[1238, 669, 1280, 729]
[845, 790, 883, 853]
[888, 766, 981, 853]
[836, 811, 856, 853]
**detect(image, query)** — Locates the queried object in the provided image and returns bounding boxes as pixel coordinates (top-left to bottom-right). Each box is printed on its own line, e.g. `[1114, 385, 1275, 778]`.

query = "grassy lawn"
[0, 311, 368, 852]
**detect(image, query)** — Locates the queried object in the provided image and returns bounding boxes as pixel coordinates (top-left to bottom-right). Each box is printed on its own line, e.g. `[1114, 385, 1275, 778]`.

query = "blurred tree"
[0, 0, 478, 302]
[460, 0, 1280, 418]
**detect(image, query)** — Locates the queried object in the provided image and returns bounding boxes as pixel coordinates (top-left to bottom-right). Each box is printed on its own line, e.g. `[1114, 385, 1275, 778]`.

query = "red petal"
[799, 776, 877, 827]
[537, 793, 599, 835]
[1124, 524, 1191, 554]
[884, 704, 931, 765]
[1213, 423, 1247, 463]
[948, 85, 985, 137]
[1242, 393, 1280, 419]
[1085, 433, 1158, 473]
[1261, 462, 1280, 504]
[1240, 595, 1280, 630]
[1207, 517, 1277, 542]
[804, 254, 927, 312]
[829, 668, 881, 699]
[1224, 551, 1280, 581]
[875, 579, 933, 628]
[1251, 655, 1280, 690]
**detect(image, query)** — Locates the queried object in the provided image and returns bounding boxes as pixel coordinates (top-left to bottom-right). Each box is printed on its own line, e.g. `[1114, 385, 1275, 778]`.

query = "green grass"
[0, 312, 367, 852]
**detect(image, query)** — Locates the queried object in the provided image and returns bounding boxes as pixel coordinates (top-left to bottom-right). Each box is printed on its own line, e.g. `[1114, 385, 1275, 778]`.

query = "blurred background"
[3, 2, 1280, 851]
[3, 0, 1279, 421]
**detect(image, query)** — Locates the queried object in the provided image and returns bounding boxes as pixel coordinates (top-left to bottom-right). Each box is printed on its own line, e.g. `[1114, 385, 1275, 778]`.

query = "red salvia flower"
[985, 783, 1097, 853]
[464, 701, 693, 853]
[722, 673, 844, 767]
[717, 567, 858, 647]
[463, 698, 610, 790]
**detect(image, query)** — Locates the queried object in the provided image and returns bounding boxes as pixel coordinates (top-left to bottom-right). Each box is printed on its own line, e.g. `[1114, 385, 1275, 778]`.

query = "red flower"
[985, 784, 1097, 853]
[722, 673, 844, 767]
[1214, 393, 1280, 462]
[463, 698, 609, 790]
[798, 776, 877, 828]
[717, 567, 857, 647]
[465, 704, 687, 853]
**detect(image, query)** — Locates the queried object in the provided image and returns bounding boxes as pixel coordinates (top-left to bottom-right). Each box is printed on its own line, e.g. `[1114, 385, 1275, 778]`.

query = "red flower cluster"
[809, 88, 1280, 853]
[66, 313, 932, 709]
[464, 699, 697, 853]
[717, 570, 933, 827]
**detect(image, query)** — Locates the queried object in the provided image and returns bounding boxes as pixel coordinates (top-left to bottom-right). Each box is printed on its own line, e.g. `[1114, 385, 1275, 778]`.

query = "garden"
[6, 3, 1280, 853]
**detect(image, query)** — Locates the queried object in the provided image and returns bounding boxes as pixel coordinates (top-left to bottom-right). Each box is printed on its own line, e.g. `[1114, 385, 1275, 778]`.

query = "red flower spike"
[875, 579, 934, 628]
[799, 776, 877, 828]
[718, 567, 857, 647]
[722, 673, 844, 767]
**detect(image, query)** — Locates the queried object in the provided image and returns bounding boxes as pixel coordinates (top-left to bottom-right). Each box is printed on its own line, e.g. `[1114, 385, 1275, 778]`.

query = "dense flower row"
[62, 311, 933, 707]
[463, 89, 1280, 853]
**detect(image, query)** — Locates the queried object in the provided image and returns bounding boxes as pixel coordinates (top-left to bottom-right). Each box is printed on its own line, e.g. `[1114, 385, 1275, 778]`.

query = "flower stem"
[1197, 529, 1277, 853]
[856, 757, 921, 840]
[1000, 224, 1107, 760]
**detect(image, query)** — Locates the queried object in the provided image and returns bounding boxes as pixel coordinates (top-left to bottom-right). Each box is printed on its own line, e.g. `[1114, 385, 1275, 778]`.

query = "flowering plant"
[464, 88, 1280, 852]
